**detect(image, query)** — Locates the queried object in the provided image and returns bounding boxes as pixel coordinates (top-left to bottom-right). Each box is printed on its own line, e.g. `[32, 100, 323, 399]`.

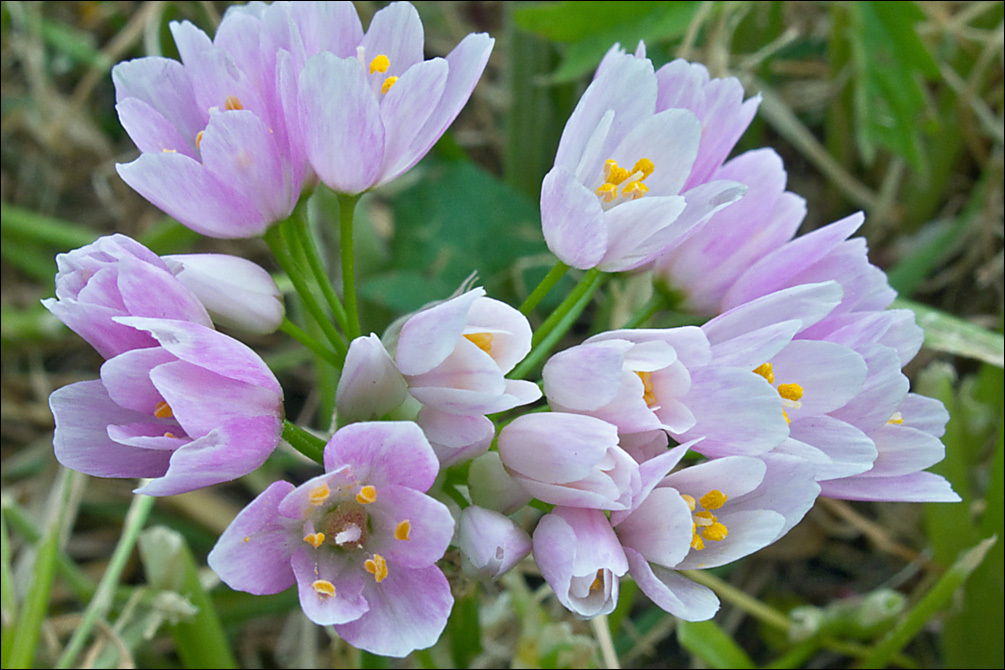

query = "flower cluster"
[44, 2, 960, 661]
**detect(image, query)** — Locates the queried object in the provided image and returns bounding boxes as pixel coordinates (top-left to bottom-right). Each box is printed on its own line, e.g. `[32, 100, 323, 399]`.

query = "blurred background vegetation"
[1, 1, 1002, 668]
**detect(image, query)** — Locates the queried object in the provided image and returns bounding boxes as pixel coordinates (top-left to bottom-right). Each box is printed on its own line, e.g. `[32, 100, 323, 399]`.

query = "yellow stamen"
[369, 54, 390, 74]
[595, 182, 618, 202]
[195, 130, 204, 149]
[691, 533, 705, 551]
[753, 362, 774, 384]
[224, 95, 244, 111]
[312, 579, 336, 597]
[394, 520, 411, 541]
[162, 148, 177, 153]
[680, 494, 696, 511]
[163, 432, 176, 439]
[243, 536, 250, 543]
[154, 401, 173, 419]
[589, 569, 604, 592]
[304, 532, 326, 548]
[464, 332, 494, 354]
[783, 409, 791, 425]
[777, 383, 804, 402]
[622, 180, 649, 199]
[381, 76, 398, 95]
[888, 411, 903, 425]
[699, 490, 727, 510]
[602, 159, 630, 185]
[364, 554, 388, 583]
[356, 485, 377, 505]
[636, 371, 658, 407]
[309, 483, 330, 506]
[632, 158, 655, 178]
[704, 522, 728, 542]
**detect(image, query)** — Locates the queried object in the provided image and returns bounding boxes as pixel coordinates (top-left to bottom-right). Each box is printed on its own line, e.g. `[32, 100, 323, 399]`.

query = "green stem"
[620, 293, 665, 329]
[280, 318, 341, 369]
[56, 490, 156, 669]
[282, 420, 326, 464]
[510, 270, 603, 379]
[265, 224, 348, 358]
[519, 261, 569, 315]
[286, 204, 351, 336]
[531, 268, 602, 348]
[338, 193, 363, 340]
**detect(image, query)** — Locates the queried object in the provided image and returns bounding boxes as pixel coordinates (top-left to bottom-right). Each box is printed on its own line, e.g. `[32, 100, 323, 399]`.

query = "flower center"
[635, 371, 658, 408]
[319, 502, 370, 549]
[753, 362, 803, 424]
[595, 158, 654, 204]
[464, 332, 494, 354]
[681, 490, 728, 551]
[358, 47, 398, 95]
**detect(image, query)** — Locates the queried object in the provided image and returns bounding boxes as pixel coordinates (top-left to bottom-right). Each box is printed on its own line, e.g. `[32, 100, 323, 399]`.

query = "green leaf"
[515, 1, 701, 82]
[892, 298, 1005, 368]
[848, 1, 937, 175]
[677, 619, 756, 669]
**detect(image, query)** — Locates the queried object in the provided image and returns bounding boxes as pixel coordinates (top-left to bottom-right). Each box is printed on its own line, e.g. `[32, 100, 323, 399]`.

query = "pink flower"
[458, 506, 532, 580]
[208, 422, 454, 657]
[49, 318, 283, 496]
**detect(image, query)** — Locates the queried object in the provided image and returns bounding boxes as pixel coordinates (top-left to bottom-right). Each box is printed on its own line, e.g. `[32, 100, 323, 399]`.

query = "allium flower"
[49, 318, 283, 496]
[618, 452, 819, 620]
[532, 507, 628, 618]
[208, 422, 454, 657]
[654, 149, 806, 315]
[163, 253, 284, 334]
[458, 505, 532, 580]
[541, 49, 745, 272]
[497, 413, 640, 510]
[42, 234, 213, 359]
[295, 2, 494, 194]
[113, 13, 305, 238]
[542, 326, 789, 459]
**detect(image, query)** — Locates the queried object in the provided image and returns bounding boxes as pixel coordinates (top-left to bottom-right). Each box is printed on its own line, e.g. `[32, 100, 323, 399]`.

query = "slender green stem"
[510, 270, 603, 379]
[282, 420, 326, 464]
[338, 193, 363, 340]
[286, 205, 351, 336]
[531, 268, 603, 348]
[4, 502, 97, 602]
[519, 261, 569, 315]
[280, 318, 341, 369]
[265, 224, 348, 358]
[57, 490, 156, 669]
[620, 293, 666, 329]
[681, 569, 792, 632]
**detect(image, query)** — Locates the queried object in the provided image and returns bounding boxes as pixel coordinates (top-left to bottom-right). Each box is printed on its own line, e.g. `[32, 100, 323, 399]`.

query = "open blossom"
[113, 12, 305, 238]
[49, 318, 283, 496]
[208, 422, 454, 657]
[497, 413, 640, 510]
[541, 49, 745, 272]
[42, 234, 213, 359]
[654, 149, 806, 315]
[294, 1, 494, 194]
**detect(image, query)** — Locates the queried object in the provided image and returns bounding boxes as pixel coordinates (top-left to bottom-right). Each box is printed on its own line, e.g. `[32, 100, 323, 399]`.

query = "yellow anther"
[693, 510, 716, 525]
[636, 371, 657, 407]
[154, 401, 173, 419]
[703, 522, 728, 542]
[681, 494, 696, 511]
[777, 383, 804, 402]
[195, 130, 204, 149]
[622, 180, 648, 200]
[163, 432, 176, 439]
[888, 411, 903, 425]
[364, 554, 388, 583]
[312, 579, 336, 597]
[595, 182, 618, 202]
[304, 532, 326, 548]
[224, 95, 244, 111]
[691, 533, 705, 551]
[162, 148, 177, 153]
[243, 536, 250, 543]
[632, 158, 655, 178]
[356, 485, 377, 504]
[699, 490, 727, 510]
[369, 54, 390, 74]
[783, 409, 791, 425]
[309, 483, 330, 506]
[602, 159, 630, 185]
[753, 362, 774, 384]
[394, 520, 411, 541]
[589, 569, 604, 592]
[464, 332, 494, 354]
[381, 76, 398, 95]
